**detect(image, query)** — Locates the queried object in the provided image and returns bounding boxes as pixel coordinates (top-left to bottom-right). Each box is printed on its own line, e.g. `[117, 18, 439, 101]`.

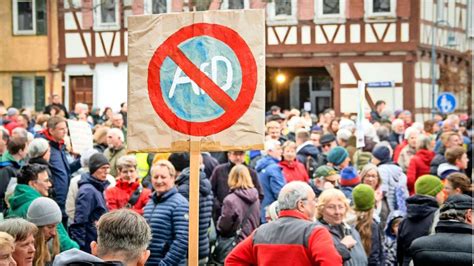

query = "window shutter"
[34, 76, 46, 112]
[36, 0, 47, 35]
[12, 77, 23, 108]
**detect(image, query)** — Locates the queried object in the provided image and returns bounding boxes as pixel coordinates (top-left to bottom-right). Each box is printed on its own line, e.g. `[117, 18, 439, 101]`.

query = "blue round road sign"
[436, 92, 457, 114]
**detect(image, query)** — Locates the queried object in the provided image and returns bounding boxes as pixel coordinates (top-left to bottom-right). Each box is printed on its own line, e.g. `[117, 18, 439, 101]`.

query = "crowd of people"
[0, 96, 472, 266]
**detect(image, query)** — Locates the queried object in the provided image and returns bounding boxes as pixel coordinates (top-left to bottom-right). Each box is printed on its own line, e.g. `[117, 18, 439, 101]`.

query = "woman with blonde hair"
[315, 188, 367, 265]
[352, 184, 384, 265]
[360, 163, 389, 228]
[0, 218, 38, 266]
[0, 232, 16, 266]
[214, 165, 260, 263]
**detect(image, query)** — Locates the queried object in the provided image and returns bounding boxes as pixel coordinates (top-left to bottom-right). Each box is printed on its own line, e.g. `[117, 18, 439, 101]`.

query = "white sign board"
[67, 120, 93, 154]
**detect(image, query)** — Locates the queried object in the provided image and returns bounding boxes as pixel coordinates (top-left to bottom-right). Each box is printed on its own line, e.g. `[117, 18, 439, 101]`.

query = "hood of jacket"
[0, 151, 23, 169]
[406, 194, 438, 221]
[52, 248, 106, 266]
[175, 167, 212, 197]
[279, 159, 299, 169]
[232, 188, 259, 204]
[255, 156, 280, 172]
[37, 130, 64, 150]
[437, 163, 460, 179]
[415, 149, 435, 164]
[9, 184, 41, 211]
[78, 172, 109, 192]
[378, 162, 404, 178]
[297, 142, 319, 157]
[384, 210, 406, 239]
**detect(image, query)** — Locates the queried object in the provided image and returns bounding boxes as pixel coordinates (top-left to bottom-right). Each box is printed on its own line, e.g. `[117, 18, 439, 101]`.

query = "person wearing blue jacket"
[38, 116, 81, 224]
[69, 153, 110, 253]
[143, 160, 189, 266]
[255, 139, 285, 224]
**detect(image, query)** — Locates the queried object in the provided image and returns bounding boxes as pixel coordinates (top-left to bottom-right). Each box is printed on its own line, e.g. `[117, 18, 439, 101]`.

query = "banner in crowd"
[67, 120, 93, 154]
[127, 10, 265, 152]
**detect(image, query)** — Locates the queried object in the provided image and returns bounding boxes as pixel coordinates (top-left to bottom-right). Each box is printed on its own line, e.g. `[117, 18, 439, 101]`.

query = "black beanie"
[89, 153, 110, 175]
[168, 152, 190, 172]
[372, 146, 391, 164]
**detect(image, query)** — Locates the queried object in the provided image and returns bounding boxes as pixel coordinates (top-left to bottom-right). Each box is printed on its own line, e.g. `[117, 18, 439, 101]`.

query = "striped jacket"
[143, 187, 189, 266]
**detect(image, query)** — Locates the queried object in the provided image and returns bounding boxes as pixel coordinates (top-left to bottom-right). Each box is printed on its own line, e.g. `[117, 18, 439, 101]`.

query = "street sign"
[148, 23, 257, 136]
[436, 92, 457, 114]
[127, 10, 265, 153]
[366, 81, 395, 88]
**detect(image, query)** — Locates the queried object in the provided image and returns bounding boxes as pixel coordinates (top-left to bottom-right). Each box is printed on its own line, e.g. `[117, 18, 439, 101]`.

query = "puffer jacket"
[383, 210, 405, 266]
[69, 173, 109, 253]
[255, 156, 286, 223]
[406, 149, 435, 195]
[176, 168, 212, 260]
[396, 195, 438, 266]
[377, 162, 408, 212]
[217, 188, 260, 243]
[143, 188, 189, 266]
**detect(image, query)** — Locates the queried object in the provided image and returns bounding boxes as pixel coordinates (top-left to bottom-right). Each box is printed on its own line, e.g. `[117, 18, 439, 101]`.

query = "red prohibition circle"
[148, 23, 257, 137]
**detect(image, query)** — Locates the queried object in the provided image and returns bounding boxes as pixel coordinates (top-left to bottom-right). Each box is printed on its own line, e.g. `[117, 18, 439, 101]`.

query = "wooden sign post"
[128, 10, 265, 265]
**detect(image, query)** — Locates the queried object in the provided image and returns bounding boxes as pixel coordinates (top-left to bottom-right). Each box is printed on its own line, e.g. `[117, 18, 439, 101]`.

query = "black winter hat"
[89, 153, 110, 175]
[372, 146, 391, 164]
[440, 194, 474, 212]
[168, 153, 190, 172]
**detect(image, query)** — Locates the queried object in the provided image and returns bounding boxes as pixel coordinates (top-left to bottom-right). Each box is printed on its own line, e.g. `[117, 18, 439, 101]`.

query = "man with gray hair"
[226, 181, 342, 265]
[53, 209, 152, 265]
[104, 128, 126, 177]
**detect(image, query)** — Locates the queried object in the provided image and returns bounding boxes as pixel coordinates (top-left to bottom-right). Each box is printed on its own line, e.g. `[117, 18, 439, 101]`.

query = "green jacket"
[7, 184, 79, 251]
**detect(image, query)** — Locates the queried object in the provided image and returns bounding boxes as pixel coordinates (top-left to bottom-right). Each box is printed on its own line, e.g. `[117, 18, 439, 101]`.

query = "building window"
[315, 0, 345, 22]
[12, 76, 45, 112]
[221, 0, 250, 10]
[12, 0, 47, 35]
[267, 0, 297, 25]
[366, 0, 396, 18]
[144, 0, 172, 14]
[94, 0, 120, 30]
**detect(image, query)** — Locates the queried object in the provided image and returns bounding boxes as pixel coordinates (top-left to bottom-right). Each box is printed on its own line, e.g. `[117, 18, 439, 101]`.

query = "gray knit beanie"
[28, 138, 50, 159]
[27, 197, 62, 226]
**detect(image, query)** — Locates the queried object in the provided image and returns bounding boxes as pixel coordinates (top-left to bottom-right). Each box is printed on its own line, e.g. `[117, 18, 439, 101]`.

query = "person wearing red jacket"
[225, 181, 342, 266]
[279, 141, 309, 183]
[105, 155, 151, 215]
[407, 135, 435, 195]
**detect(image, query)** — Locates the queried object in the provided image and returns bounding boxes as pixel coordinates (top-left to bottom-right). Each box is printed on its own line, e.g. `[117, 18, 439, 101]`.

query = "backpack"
[305, 155, 318, 179]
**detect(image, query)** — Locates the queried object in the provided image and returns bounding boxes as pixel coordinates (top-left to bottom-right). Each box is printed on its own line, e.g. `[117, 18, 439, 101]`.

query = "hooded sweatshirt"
[396, 195, 438, 266]
[406, 149, 435, 195]
[52, 248, 123, 266]
[175, 167, 213, 260]
[217, 188, 260, 243]
[7, 184, 79, 251]
[279, 159, 309, 183]
[378, 162, 409, 212]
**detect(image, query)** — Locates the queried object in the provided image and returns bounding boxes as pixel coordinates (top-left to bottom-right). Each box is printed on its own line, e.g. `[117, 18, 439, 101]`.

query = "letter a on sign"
[127, 10, 265, 153]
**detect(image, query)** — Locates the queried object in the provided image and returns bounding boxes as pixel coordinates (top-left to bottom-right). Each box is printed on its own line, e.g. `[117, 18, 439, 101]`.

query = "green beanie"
[315, 165, 338, 179]
[352, 184, 375, 211]
[415, 175, 444, 197]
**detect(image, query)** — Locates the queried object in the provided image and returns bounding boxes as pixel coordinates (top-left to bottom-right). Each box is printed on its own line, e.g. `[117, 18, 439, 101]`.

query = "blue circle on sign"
[159, 36, 242, 122]
[436, 92, 457, 114]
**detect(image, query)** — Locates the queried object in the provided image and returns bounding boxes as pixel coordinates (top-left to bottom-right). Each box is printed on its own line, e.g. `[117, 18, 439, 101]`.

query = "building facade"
[1, 0, 62, 112]
[57, 0, 472, 120]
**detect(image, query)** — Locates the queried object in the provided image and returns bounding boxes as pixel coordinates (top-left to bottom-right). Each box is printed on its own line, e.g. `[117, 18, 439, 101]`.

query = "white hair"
[278, 181, 313, 210]
[108, 128, 124, 142]
[404, 126, 420, 140]
[391, 119, 404, 130]
[264, 139, 280, 152]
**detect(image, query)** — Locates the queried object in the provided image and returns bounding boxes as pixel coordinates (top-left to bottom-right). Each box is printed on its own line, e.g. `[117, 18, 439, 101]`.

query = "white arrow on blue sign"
[436, 92, 457, 114]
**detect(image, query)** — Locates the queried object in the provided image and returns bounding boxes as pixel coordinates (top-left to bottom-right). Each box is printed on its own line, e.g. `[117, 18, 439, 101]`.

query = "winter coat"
[255, 156, 286, 223]
[388, 132, 403, 149]
[316, 219, 368, 266]
[408, 220, 474, 266]
[38, 131, 81, 217]
[429, 149, 447, 176]
[279, 159, 309, 183]
[396, 195, 438, 266]
[397, 145, 416, 172]
[210, 162, 263, 224]
[105, 179, 151, 215]
[393, 141, 407, 163]
[406, 149, 435, 195]
[383, 211, 405, 266]
[226, 210, 342, 266]
[202, 152, 219, 179]
[7, 184, 79, 251]
[69, 173, 109, 253]
[377, 162, 408, 212]
[175, 168, 212, 260]
[367, 219, 384, 266]
[296, 142, 320, 167]
[0, 151, 23, 211]
[143, 187, 189, 266]
[103, 145, 127, 177]
[217, 188, 260, 243]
